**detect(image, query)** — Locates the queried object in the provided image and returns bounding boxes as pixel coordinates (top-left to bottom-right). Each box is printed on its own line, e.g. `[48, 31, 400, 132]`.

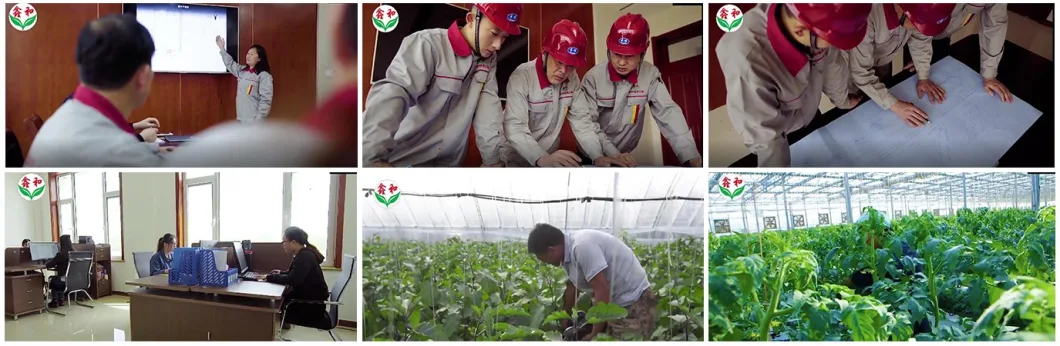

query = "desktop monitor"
[231, 241, 249, 274]
[29, 242, 58, 261]
[200, 240, 219, 249]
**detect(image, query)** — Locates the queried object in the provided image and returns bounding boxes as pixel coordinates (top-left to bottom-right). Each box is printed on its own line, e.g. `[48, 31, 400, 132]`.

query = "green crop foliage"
[364, 234, 704, 341]
[709, 207, 1055, 341]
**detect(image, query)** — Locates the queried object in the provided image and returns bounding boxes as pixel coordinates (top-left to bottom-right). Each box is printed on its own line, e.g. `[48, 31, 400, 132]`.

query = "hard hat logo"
[618, 37, 630, 45]
[567, 47, 578, 55]
[507, 13, 518, 22]
[716, 4, 744, 33]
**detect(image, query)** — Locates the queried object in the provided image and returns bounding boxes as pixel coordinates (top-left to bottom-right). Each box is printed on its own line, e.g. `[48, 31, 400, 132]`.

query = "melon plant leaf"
[586, 302, 628, 324]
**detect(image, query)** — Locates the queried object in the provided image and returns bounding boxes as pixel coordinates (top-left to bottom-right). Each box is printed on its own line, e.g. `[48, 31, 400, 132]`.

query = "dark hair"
[283, 226, 324, 264]
[22, 239, 30, 247]
[76, 14, 156, 90]
[249, 45, 271, 75]
[527, 223, 565, 254]
[157, 233, 176, 253]
[58, 235, 74, 254]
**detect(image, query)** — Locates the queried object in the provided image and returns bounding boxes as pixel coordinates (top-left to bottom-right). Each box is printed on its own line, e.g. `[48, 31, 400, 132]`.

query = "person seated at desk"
[264, 226, 329, 330]
[22, 238, 30, 247]
[45, 235, 74, 308]
[150, 233, 176, 275]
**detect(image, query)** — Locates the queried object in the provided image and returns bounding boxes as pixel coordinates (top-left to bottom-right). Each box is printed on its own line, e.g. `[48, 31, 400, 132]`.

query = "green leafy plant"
[365, 235, 703, 341]
[709, 207, 1056, 341]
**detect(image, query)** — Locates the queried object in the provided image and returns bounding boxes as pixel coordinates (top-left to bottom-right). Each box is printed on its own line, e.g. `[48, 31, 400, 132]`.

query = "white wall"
[111, 172, 178, 293]
[592, 4, 702, 166]
[316, 3, 343, 103]
[4, 172, 52, 247]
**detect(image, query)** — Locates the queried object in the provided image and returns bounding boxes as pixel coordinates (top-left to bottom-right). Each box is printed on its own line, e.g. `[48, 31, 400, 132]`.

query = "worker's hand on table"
[889, 101, 929, 128]
[916, 79, 947, 104]
[215, 35, 225, 50]
[688, 158, 703, 167]
[616, 153, 638, 167]
[983, 78, 1013, 103]
[133, 117, 160, 131]
[140, 127, 159, 142]
[481, 162, 505, 167]
[370, 162, 394, 167]
[593, 156, 629, 167]
[537, 150, 581, 167]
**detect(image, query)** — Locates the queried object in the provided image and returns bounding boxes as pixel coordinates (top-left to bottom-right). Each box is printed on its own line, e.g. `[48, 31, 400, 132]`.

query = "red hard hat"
[606, 13, 650, 56]
[474, 3, 523, 36]
[786, 3, 872, 51]
[901, 3, 956, 37]
[544, 20, 588, 67]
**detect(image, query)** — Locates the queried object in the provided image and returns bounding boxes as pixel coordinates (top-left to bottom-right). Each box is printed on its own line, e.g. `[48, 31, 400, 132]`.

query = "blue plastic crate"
[198, 249, 238, 287]
[168, 247, 200, 286]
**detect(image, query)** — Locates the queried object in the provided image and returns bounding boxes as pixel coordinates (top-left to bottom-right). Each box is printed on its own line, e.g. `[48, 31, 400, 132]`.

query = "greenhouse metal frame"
[708, 172, 1056, 234]
[362, 171, 705, 243]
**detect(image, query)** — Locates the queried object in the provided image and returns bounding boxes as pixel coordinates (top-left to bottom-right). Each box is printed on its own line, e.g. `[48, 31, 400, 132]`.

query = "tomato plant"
[709, 207, 1055, 341]
[364, 235, 704, 341]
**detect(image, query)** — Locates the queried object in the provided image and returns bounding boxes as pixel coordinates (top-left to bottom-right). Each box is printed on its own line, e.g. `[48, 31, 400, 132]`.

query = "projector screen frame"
[369, 3, 530, 102]
[122, 3, 241, 74]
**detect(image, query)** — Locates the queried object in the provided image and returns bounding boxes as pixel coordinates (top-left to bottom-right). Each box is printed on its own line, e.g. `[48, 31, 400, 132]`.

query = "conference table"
[125, 275, 286, 341]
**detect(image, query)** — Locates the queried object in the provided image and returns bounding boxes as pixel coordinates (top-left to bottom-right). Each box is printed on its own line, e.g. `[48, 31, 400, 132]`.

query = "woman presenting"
[216, 36, 273, 122]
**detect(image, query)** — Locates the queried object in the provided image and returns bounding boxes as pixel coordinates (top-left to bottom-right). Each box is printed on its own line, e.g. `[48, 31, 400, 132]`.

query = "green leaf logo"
[371, 5, 400, 33]
[717, 175, 747, 200]
[17, 174, 46, 201]
[715, 5, 744, 33]
[8, 4, 38, 32]
[373, 180, 401, 208]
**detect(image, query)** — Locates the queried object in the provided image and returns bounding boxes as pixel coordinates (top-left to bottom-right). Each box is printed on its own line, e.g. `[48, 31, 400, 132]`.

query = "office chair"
[63, 251, 96, 314]
[132, 252, 155, 278]
[279, 254, 355, 341]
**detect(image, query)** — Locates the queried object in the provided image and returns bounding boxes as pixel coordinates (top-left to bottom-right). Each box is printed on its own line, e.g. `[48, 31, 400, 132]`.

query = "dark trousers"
[48, 276, 66, 303]
[281, 295, 331, 329]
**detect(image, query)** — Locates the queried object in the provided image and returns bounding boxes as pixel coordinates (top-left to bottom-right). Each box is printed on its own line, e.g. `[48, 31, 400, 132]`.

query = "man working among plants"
[362, 3, 523, 167]
[844, 209, 931, 334]
[527, 223, 657, 340]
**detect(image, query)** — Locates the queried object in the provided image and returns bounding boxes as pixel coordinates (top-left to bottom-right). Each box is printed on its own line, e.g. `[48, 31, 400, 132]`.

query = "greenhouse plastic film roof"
[708, 172, 1055, 234]
[362, 171, 705, 242]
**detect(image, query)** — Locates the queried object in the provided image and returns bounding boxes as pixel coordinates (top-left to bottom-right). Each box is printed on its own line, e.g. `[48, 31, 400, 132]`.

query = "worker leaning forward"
[501, 20, 588, 167]
[568, 13, 702, 168]
[913, 4, 1012, 104]
[848, 4, 953, 128]
[362, 3, 523, 167]
[717, 4, 871, 167]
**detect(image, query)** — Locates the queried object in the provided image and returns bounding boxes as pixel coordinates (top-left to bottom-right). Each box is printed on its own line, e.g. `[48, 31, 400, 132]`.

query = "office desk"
[5, 264, 46, 273]
[731, 37, 1054, 167]
[125, 275, 286, 341]
[5, 265, 46, 319]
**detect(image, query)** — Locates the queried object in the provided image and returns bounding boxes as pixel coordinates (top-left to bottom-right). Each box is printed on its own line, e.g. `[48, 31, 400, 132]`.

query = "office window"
[52, 173, 123, 260]
[183, 173, 340, 263]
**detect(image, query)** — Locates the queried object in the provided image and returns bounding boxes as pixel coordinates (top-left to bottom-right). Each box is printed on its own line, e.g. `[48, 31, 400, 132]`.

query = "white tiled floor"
[708, 11, 1054, 167]
[4, 295, 358, 342]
